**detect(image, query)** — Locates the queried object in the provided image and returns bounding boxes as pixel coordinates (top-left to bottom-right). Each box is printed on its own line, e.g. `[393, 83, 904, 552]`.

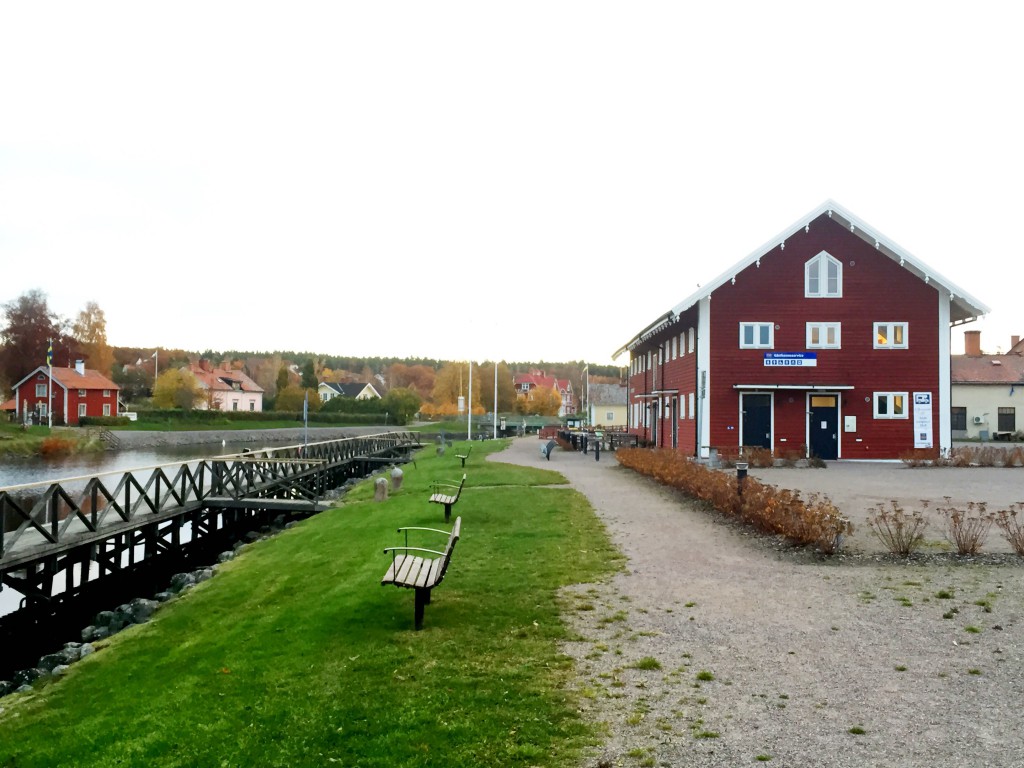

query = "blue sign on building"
[763, 352, 818, 367]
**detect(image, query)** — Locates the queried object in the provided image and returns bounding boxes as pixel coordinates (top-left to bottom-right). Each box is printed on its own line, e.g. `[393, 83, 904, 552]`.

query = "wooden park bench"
[381, 517, 462, 630]
[455, 444, 472, 468]
[429, 473, 466, 522]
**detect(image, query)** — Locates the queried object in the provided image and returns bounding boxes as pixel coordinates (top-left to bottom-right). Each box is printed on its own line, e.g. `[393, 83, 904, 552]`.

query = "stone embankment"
[110, 426, 391, 450]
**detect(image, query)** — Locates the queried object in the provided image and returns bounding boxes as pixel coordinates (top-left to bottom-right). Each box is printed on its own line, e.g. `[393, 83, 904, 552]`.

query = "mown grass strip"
[0, 439, 623, 767]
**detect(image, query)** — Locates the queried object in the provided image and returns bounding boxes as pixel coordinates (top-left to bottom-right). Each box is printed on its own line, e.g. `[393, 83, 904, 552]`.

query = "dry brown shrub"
[39, 436, 77, 457]
[617, 447, 850, 553]
[937, 499, 994, 555]
[744, 447, 774, 468]
[995, 503, 1024, 555]
[867, 500, 929, 556]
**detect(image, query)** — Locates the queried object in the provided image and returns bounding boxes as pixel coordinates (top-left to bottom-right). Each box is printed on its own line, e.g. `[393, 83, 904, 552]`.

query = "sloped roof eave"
[615, 199, 990, 360]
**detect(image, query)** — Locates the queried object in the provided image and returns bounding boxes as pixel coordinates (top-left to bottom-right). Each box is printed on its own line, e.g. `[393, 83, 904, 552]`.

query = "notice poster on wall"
[913, 392, 933, 449]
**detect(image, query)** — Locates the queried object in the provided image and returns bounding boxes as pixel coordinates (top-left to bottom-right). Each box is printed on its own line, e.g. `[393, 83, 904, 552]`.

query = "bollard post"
[594, 439, 600, 462]
[390, 466, 403, 492]
[735, 461, 748, 507]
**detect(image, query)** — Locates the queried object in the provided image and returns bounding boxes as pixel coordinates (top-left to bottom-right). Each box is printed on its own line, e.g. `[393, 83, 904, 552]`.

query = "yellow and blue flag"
[47, 340, 53, 367]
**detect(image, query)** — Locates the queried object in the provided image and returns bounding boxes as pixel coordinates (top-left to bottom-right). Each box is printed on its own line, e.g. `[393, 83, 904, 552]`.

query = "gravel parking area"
[492, 438, 1024, 768]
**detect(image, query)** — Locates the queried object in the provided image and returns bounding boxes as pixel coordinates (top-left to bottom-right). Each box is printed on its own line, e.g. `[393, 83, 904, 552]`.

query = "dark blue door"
[809, 395, 838, 460]
[741, 394, 771, 449]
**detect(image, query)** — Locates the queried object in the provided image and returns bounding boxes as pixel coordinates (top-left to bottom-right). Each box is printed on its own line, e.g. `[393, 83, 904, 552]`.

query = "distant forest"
[107, 346, 625, 407]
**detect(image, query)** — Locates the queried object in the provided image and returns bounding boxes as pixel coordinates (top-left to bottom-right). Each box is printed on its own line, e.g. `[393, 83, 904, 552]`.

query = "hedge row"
[616, 448, 852, 554]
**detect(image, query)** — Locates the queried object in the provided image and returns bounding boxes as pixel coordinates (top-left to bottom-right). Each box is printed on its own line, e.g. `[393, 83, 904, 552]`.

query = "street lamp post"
[467, 361, 473, 440]
[493, 361, 498, 440]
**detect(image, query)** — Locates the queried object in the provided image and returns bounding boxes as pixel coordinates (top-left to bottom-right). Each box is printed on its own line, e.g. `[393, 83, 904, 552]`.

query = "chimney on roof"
[75, 360, 85, 376]
[1012, 335, 1021, 351]
[964, 330, 982, 357]
[199, 359, 212, 373]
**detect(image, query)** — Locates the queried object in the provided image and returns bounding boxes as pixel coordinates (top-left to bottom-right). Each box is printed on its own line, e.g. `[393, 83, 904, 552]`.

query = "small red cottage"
[614, 200, 989, 460]
[12, 361, 121, 426]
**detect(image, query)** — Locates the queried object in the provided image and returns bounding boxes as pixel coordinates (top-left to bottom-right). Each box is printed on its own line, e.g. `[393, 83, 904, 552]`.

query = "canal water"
[0, 438, 300, 617]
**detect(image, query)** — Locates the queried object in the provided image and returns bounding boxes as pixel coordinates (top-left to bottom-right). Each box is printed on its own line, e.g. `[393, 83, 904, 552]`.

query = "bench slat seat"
[381, 517, 461, 629]
[428, 473, 466, 522]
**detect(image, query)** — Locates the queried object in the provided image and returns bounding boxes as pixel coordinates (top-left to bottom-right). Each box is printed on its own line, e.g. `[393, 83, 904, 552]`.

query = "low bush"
[38, 436, 78, 457]
[938, 499, 995, 555]
[995, 503, 1024, 555]
[616, 448, 852, 553]
[866, 501, 928, 556]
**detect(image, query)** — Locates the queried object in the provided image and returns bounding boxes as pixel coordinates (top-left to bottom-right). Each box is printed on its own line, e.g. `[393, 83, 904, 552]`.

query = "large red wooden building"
[11, 361, 121, 426]
[615, 201, 989, 460]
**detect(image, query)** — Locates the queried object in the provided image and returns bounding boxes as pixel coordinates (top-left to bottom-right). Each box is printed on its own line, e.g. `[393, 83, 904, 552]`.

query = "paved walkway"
[489, 436, 1024, 768]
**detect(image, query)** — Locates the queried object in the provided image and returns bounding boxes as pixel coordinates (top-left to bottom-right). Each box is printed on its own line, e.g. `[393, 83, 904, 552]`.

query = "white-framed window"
[688, 327, 695, 353]
[250, 402, 256, 411]
[102, 404, 111, 416]
[35, 383, 47, 396]
[739, 322, 774, 349]
[806, 322, 841, 349]
[680, 332, 686, 356]
[688, 392, 695, 419]
[78, 389, 87, 397]
[672, 337, 678, 360]
[78, 403, 87, 418]
[874, 392, 908, 419]
[874, 322, 908, 349]
[103, 389, 111, 397]
[805, 250, 842, 298]
[679, 396, 686, 420]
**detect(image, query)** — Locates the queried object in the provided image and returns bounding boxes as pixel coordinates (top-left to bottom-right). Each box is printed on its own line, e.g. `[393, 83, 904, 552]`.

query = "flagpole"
[47, 338, 53, 428]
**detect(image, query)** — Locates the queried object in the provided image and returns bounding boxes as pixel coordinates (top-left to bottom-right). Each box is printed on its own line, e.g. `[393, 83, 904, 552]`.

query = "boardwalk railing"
[1, 431, 419, 565]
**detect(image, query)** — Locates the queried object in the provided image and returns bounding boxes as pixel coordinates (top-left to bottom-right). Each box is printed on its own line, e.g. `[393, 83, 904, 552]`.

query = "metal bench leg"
[445, 503, 451, 522]
[415, 589, 428, 630]
[414, 588, 430, 630]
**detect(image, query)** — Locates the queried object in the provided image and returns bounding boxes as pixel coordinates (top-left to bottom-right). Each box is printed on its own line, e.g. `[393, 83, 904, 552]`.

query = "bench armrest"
[383, 546, 446, 557]
[397, 526, 451, 536]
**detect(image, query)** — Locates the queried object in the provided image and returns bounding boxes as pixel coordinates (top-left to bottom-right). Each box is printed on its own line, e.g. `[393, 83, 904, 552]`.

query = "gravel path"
[491, 438, 1024, 768]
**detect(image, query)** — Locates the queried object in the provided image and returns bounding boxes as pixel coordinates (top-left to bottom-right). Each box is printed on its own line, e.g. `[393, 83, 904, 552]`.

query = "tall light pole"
[582, 365, 589, 426]
[493, 360, 498, 439]
[467, 361, 473, 440]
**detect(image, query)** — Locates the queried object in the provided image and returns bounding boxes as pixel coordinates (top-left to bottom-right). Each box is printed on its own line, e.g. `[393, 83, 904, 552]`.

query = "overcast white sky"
[1, 2, 1020, 368]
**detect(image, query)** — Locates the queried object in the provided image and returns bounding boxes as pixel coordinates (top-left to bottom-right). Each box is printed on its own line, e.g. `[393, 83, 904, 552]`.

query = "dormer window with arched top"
[805, 250, 842, 298]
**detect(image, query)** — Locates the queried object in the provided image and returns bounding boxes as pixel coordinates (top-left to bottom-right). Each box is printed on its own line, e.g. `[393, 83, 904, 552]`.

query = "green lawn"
[0, 439, 623, 767]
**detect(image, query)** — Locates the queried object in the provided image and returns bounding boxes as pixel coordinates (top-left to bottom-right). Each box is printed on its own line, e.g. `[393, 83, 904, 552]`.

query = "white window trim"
[806, 322, 841, 349]
[739, 322, 774, 349]
[804, 250, 843, 298]
[874, 322, 909, 349]
[102, 404, 111, 416]
[688, 327, 695, 354]
[874, 392, 909, 419]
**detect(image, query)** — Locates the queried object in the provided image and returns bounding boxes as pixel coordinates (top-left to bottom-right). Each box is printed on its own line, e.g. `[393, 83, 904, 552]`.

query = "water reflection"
[0, 440, 299, 489]
[1, 439, 300, 617]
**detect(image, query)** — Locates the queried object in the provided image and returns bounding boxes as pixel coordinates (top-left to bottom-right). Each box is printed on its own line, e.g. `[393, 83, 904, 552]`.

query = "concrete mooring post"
[374, 476, 389, 502]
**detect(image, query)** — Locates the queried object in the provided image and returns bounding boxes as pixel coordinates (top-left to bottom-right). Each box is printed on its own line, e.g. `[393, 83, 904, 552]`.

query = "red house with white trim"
[614, 201, 989, 460]
[11, 362, 121, 426]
